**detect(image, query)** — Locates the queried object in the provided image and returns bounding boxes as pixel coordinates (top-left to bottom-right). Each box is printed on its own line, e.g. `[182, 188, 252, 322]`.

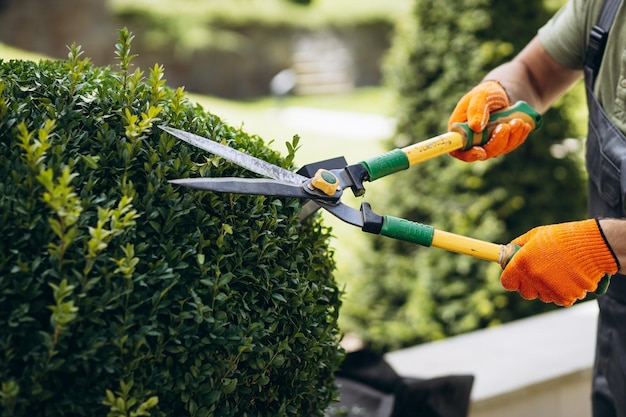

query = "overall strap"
[584, 0, 622, 84]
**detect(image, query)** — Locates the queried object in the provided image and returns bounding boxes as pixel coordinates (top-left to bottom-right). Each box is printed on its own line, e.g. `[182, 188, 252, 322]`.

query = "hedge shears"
[161, 101, 542, 269]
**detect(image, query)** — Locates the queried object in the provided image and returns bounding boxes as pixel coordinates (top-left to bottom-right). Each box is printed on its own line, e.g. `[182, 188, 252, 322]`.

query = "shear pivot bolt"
[309, 169, 340, 196]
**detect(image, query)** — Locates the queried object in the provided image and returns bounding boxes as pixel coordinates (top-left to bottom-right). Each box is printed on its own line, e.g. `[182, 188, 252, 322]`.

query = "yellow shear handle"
[432, 230, 518, 269]
[402, 132, 465, 165]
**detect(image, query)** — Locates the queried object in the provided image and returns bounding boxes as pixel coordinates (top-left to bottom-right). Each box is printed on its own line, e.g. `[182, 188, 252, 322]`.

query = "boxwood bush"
[0, 29, 342, 417]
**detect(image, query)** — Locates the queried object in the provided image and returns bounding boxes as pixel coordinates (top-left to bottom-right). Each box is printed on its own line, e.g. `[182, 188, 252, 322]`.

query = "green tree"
[341, 0, 587, 351]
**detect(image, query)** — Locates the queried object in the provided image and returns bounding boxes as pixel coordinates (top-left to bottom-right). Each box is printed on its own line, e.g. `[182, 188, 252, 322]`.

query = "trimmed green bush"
[0, 29, 342, 416]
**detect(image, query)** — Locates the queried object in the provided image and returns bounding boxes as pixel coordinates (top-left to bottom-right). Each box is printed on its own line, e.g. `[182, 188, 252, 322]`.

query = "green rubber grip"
[500, 243, 521, 268]
[380, 215, 434, 246]
[360, 149, 410, 182]
[596, 274, 611, 295]
[451, 101, 543, 149]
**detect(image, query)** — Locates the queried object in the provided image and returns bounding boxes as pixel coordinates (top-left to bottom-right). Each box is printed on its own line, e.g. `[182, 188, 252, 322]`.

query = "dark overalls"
[584, 1, 626, 415]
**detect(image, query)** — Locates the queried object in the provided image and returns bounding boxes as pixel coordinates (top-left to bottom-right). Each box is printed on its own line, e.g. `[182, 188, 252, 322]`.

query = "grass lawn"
[0, 42, 53, 61]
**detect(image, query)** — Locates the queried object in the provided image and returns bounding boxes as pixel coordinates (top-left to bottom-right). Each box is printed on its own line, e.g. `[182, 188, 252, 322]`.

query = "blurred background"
[0, 0, 587, 354]
[0, 0, 408, 98]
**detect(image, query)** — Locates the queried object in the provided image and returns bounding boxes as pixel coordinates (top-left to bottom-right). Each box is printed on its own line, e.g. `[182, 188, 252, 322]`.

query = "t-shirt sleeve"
[537, 0, 598, 70]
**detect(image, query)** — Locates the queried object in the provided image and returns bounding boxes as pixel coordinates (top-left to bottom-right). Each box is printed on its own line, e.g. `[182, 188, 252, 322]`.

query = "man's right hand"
[448, 80, 532, 162]
[501, 219, 619, 307]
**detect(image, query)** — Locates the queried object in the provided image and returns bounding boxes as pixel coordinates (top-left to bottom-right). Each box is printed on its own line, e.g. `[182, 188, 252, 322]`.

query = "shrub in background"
[0, 29, 342, 416]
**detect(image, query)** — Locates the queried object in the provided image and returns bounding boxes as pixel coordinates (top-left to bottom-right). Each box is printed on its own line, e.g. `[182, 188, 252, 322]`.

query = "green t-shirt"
[538, 0, 626, 131]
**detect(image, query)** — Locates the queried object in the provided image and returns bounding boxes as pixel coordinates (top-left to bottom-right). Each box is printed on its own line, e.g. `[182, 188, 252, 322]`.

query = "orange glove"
[448, 80, 532, 162]
[501, 219, 619, 307]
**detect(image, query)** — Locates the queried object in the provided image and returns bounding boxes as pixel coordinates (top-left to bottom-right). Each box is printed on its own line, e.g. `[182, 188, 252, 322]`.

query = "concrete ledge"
[385, 301, 599, 417]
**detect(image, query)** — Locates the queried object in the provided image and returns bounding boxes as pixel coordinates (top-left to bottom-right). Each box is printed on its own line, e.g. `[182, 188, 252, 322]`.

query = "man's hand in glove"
[448, 80, 533, 162]
[501, 219, 619, 307]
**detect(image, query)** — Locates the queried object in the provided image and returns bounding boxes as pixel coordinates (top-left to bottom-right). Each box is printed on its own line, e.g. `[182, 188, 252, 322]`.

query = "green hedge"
[0, 30, 342, 416]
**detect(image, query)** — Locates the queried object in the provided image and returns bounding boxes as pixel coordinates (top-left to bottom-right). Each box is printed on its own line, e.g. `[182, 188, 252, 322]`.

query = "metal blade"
[170, 177, 363, 227]
[316, 202, 364, 227]
[160, 125, 307, 184]
[170, 177, 342, 202]
[169, 177, 313, 199]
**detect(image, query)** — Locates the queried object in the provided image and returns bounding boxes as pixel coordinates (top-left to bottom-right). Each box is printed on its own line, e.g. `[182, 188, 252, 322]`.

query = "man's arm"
[448, 36, 584, 162]
[483, 36, 583, 113]
[495, 39, 626, 274]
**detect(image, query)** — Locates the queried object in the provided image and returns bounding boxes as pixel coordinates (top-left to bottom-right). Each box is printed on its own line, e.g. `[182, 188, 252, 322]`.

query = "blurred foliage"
[340, 0, 588, 352]
[0, 29, 342, 416]
[108, 0, 412, 52]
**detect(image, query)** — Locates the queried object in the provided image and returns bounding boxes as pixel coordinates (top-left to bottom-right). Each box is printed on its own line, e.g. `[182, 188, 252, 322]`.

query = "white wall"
[385, 301, 599, 417]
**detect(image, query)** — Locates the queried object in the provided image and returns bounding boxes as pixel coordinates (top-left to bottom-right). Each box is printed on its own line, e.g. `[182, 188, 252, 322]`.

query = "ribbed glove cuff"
[595, 218, 621, 272]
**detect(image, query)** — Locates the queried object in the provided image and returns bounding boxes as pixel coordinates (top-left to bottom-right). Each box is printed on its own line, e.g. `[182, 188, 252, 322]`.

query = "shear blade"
[160, 125, 307, 185]
[169, 177, 341, 202]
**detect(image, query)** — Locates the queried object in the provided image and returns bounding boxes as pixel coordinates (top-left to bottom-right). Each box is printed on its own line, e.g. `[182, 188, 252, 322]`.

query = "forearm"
[481, 37, 582, 114]
[599, 218, 626, 274]
[483, 62, 543, 110]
